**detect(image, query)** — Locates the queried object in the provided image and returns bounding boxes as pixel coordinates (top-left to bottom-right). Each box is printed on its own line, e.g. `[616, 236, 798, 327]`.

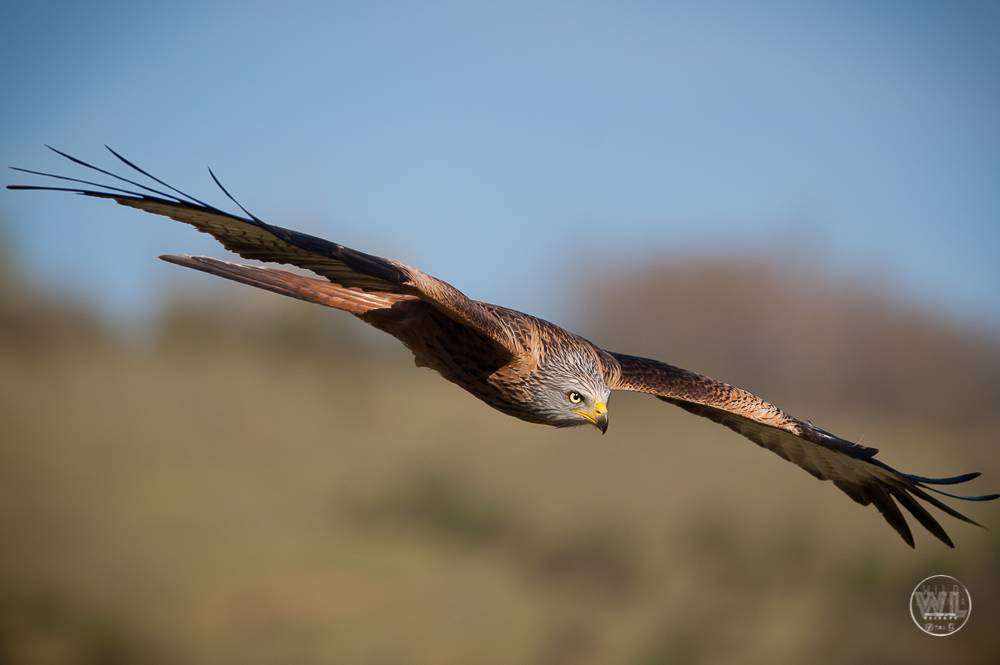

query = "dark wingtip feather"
[871, 460, 998, 502]
[869, 486, 915, 548]
[921, 487, 1000, 502]
[902, 471, 982, 486]
[889, 486, 955, 548]
[888, 466, 1000, 503]
[8, 185, 73, 192]
[8, 166, 163, 198]
[905, 484, 986, 528]
[6, 185, 113, 196]
[36, 145, 182, 202]
[104, 145, 212, 208]
[207, 167, 267, 226]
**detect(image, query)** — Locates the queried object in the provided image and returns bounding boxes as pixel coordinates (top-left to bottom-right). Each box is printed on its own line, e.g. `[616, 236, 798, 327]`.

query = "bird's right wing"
[9, 147, 519, 356]
[606, 352, 999, 547]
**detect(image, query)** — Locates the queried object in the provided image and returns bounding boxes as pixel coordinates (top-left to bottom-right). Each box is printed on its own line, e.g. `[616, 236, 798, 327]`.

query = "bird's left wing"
[9, 147, 519, 356]
[605, 352, 998, 547]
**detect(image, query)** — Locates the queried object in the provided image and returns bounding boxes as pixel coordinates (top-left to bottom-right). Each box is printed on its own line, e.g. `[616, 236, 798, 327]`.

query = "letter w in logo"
[915, 587, 948, 618]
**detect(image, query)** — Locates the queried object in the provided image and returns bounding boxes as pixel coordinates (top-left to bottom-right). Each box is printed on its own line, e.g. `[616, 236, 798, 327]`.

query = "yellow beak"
[574, 401, 609, 434]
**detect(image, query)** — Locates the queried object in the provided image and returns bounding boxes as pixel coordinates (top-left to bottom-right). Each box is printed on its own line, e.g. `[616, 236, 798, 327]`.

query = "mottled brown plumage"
[9, 147, 998, 548]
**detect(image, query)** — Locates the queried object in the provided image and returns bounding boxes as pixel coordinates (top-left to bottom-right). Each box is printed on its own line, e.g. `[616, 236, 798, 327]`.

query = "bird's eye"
[568, 391, 584, 404]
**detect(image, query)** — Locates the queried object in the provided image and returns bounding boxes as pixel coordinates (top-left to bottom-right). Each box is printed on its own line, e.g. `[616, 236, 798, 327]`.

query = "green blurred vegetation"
[1, 241, 998, 664]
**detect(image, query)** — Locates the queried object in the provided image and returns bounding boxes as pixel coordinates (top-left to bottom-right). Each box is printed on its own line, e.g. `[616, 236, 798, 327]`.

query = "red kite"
[10, 147, 997, 547]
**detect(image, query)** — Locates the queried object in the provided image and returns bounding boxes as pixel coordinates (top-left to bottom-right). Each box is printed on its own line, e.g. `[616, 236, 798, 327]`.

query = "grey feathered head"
[529, 350, 610, 432]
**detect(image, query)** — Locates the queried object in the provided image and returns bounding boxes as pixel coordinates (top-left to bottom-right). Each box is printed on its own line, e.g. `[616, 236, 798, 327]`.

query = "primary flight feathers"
[9, 146, 998, 548]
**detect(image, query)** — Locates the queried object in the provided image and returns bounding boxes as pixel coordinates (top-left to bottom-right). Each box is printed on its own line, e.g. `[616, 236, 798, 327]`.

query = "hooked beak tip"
[573, 402, 609, 434]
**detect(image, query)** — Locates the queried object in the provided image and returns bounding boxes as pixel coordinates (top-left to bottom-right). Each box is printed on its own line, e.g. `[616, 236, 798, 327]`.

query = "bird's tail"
[159, 255, 416, 315]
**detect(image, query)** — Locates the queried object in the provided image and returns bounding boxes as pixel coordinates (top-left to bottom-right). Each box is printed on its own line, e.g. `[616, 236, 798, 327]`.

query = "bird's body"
[9, 147, 997, 548]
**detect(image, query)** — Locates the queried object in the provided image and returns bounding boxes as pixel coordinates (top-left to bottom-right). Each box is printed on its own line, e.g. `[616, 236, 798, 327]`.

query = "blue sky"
[2, 1, 998, 330]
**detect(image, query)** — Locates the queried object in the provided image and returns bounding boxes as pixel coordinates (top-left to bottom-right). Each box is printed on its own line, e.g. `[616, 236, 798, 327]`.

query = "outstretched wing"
[8, 147, 518, 355]
[606, 352, 999, 547]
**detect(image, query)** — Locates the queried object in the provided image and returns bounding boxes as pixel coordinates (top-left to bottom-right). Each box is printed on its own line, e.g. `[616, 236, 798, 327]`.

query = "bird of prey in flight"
[9, 147, 998, 548]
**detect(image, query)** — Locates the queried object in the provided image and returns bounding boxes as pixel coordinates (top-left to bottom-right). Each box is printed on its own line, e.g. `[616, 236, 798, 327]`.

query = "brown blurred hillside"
[1, 247, 998, 665]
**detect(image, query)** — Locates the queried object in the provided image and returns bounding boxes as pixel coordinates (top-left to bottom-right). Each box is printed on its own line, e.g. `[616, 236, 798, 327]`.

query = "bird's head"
[531, 351, 611, 433]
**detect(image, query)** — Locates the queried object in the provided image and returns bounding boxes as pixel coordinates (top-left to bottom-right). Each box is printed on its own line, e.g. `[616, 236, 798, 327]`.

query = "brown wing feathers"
[159, 255, 417, 314]
[10, 147, 518, 355]
[609, 353, 879, 456]
[607, 352, 999, 547]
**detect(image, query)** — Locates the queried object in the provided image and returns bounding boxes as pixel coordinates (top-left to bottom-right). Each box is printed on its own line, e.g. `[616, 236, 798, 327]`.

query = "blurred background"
[1, 1, 998, 663]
